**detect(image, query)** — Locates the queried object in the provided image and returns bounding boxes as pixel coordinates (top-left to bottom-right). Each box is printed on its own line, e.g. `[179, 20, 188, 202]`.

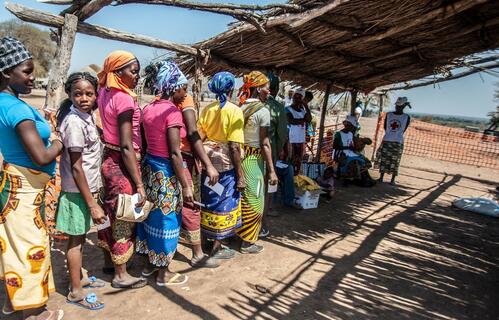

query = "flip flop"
[2, 304, 15, 315]
[141, 268, 159, 277]
[26, 309, 64, 320]
[111, 278, 148, 289]
[67, 292, 104, 311]
[82, 276, 106, 288]
[156, 273, 188, 286]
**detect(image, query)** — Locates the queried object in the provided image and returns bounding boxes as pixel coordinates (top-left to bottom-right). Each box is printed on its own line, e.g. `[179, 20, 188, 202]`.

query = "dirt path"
[2, 167, 498, 320]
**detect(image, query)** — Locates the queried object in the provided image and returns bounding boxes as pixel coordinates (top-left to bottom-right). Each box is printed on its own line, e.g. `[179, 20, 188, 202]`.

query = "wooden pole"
[371, 94, 384, 161]
[193, 55, 205, 116]
[44, 13, 78, 114]
[315, 84, 332, 163]
[350, 89, 357, 115]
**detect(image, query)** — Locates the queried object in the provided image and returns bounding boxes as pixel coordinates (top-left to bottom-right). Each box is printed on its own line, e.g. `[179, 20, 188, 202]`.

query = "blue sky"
[0, 0, 497, 118]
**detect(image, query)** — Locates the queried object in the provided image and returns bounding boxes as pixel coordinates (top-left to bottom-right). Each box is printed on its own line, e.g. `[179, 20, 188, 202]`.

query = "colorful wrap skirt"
[179, 154, 201, 245]
[236, 145, 265, 244]
[378, 141, 404, 175]
[0, 163, 55, 310]
[97, 148, 139, 265]
[136, 154, 182, 267]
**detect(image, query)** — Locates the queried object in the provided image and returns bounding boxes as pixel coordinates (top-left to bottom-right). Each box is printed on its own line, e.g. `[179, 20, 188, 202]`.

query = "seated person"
[333, 115, 375, 187]
[316, 167, 335, 200]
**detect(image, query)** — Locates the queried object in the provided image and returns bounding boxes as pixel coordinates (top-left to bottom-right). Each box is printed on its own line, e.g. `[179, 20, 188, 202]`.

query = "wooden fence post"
[371, 93, 384, 161]
[315, 84, 332, 163]
[350, 89, 358, 115]
[44, 13, 78, 114]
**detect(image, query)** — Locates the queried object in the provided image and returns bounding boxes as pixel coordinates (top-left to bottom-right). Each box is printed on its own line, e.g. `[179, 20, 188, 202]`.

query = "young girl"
[56, 72, 106, 310]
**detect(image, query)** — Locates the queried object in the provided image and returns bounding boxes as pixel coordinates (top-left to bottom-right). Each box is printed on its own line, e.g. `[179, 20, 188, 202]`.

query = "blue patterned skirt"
[136, 154, 182, 267]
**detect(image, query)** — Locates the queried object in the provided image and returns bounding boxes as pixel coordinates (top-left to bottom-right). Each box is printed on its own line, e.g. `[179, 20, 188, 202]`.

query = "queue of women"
[0, 37, 411, 320]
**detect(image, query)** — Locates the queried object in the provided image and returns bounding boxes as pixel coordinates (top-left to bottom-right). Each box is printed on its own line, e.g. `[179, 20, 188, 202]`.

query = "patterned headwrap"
[238, 71, 269, 105]
[97, 50, 138, 98]
[266, 72, 280, 95]
[0, 37, 32, 72]
[208, 71, 235, 108]
[152, 60, 188, 96]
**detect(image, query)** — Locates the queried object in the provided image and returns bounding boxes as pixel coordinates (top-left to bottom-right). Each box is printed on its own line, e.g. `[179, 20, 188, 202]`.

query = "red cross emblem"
[390, 120, 401, 131]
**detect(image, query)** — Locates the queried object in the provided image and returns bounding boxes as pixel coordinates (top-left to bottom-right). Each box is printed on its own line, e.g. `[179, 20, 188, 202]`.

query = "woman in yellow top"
[198, 71, 246, 260]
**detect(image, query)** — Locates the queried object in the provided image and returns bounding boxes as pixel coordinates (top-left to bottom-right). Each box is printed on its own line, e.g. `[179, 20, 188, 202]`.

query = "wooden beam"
[315, 84, 332, 162]
[44, 13, 78, 112]
[288, 0, 349, 29]
[75, 0, 112, 20]
[386, 62, 499, 91]
[6, 3, 204, 57]
[114, 0, 303, 12]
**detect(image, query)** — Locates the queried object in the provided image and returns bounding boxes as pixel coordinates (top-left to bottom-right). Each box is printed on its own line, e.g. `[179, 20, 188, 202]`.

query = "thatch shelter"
[175, 0, 499, 92]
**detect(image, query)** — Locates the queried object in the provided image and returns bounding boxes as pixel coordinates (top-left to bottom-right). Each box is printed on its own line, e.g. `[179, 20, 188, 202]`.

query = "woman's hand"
[136, 184, 146, 207]
[182, 186, 194, 204]
[268, 171, 278, 186]
[206, 165, 220, 186]
[89, 204, 107, 225]
[237, 176, 247, 192]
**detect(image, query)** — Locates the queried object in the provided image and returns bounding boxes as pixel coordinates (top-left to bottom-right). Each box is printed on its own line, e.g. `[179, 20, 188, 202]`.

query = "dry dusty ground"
[1, 93, 499, 320]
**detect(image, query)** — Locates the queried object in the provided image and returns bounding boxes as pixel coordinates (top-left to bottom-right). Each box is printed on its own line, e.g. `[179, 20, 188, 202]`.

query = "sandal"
[141, 267, 159, 277]
[156, 273, 188, 286]
[241, 243, 264, 254]
[2, 302, 15, 315]
[67, 292, 104, 311]
[190, 255, 220, 268]
[26, 309, 64, 320]
[82, 276, 106, 288]
[210, 247, 236, 260]
[111, 278, 148, 289]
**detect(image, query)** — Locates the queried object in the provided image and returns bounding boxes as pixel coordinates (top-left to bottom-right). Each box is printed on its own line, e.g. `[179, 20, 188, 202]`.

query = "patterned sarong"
[236, 145, 265, 244]
[200, 169, 241, 240]
[97, 148, 138, 265]
[0, 163, 55, 310]
[378, 141, 404, 175]
[179, 154, 201, 245]
[136, 154, 182, 267]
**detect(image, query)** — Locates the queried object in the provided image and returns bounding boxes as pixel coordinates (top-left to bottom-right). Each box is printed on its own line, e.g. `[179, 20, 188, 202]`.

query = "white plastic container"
[295, 190, 321, 209]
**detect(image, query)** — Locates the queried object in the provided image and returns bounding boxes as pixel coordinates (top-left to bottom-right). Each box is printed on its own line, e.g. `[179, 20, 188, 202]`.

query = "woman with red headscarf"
[96, 50, 147, 289]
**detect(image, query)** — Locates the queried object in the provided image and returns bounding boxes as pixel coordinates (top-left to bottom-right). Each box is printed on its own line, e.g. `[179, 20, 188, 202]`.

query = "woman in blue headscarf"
[137, 60, 193, 286]
[197, 72, 246, 260]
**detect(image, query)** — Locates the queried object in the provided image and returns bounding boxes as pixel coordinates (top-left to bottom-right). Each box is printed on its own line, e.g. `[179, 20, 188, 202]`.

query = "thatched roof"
[177, 0, 499, 91]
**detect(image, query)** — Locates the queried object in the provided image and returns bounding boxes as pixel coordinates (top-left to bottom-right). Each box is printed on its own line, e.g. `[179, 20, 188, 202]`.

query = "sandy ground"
[1, 93, 499, 320]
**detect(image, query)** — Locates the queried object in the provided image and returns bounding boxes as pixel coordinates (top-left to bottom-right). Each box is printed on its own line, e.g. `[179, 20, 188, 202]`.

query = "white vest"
[339, 131, 357, 157]
[286, 106, 306, 143]
[383, 112, 409, 143]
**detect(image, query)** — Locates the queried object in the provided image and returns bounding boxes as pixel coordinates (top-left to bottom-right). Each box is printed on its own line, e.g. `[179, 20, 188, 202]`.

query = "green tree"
[0, 20, 56, 78]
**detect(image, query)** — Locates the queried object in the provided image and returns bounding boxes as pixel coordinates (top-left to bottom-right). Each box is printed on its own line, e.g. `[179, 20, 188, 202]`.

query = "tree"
[0, 20, 56, 78]
[486, 83, 499, 131]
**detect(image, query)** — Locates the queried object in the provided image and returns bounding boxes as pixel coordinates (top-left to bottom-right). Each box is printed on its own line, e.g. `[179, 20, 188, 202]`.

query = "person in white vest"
[285, 87, 311, 175]
[378, 97, 412, 186]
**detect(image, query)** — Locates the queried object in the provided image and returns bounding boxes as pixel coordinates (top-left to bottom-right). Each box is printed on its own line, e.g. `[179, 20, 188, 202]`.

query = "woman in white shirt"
[378, 97, 411, 186]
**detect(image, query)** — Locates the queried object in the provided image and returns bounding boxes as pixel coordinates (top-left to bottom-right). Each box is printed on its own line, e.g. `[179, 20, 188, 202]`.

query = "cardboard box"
[295, 190, 321, 209]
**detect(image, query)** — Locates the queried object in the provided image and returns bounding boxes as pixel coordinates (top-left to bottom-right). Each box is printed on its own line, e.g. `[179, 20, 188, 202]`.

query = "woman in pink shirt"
[137, 60, 193, 286]
[96, 51, 147, 289]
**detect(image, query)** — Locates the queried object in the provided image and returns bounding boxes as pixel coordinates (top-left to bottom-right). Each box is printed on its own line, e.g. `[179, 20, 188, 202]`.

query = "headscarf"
[208, 71, 235, 108]
[344, 115, 359, 128]
[238, 71, 269, 105]
[294, 87, 305, 97]
[395, 96, 411, 108]
[266, 72, 280, 94]
[97, 50, 138, 98]
[150, 60, 188, 97]
[0, 37, 32, 72]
